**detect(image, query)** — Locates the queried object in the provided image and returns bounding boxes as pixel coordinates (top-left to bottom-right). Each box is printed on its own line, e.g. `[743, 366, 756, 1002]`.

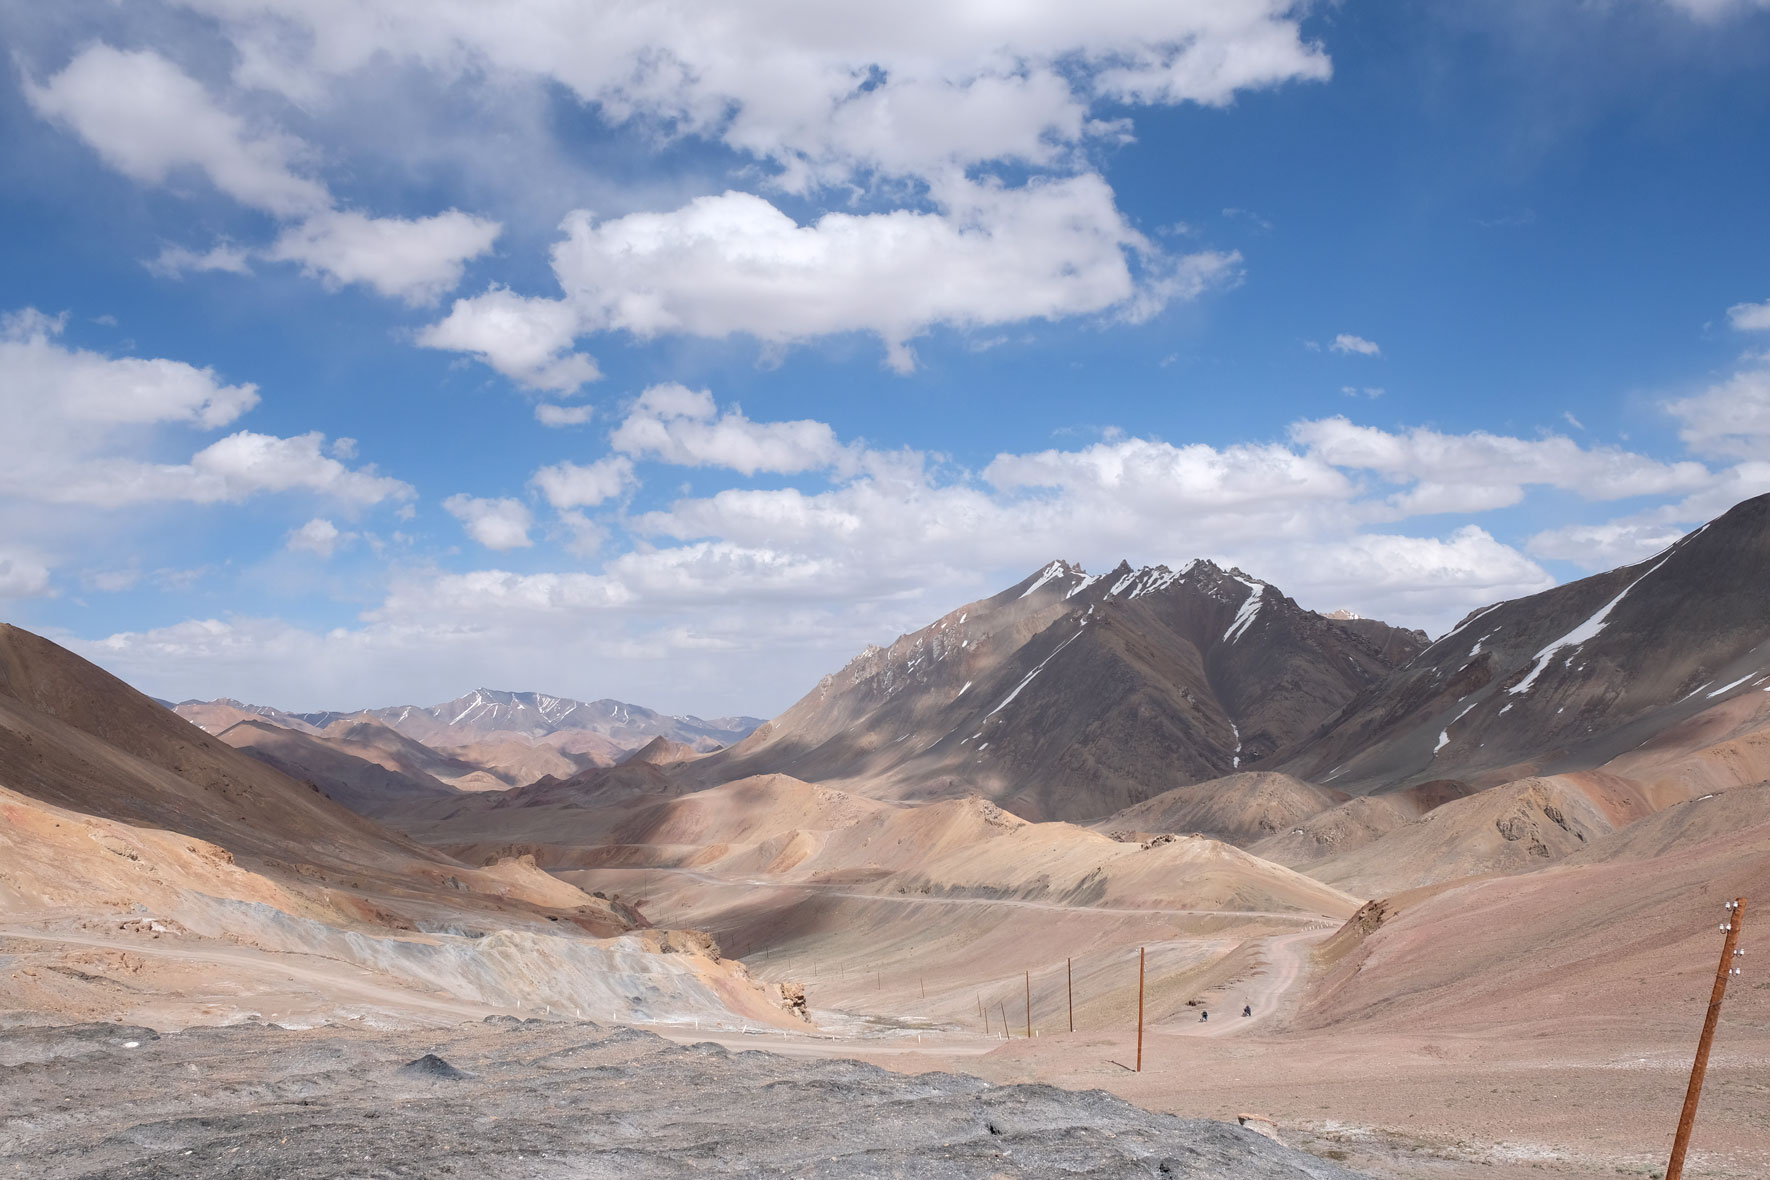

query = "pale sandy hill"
[1096, 772, 1348, 846]
[174, 699, 323, 736]
[622, 735, 703, 766]
[432, 736, 596, 787]
[1299, 788, 1770, 1037]
[1560, 779, 1770, 865]
[414, 771, 1358, 920]
[1298, 771, 1667, 897]
[1287, 694, 1770, 894]
[1248, 779, 1474, 869]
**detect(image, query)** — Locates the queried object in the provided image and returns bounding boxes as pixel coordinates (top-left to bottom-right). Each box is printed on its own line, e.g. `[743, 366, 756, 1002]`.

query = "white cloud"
[171, 0, 1330, 191]
[1660, 0, 1770, 20]
[443, 494, 534, 550]
[1525, 519, 1689, 570]
[530, 457, 636, 510]
[1288, 416, 1712, 513]
[535, 403, 596, 427]
[418, 288, 600, 392]
[24, 45, 328, 217]
[2, 307, 258, 428]
[534, 178, 1236, 371]
[609, 383, 845, 475]
[267, 209, 502, 306]
[1665, 359, 1770, 459]
[28, 44, 495, 307]
[1330, 333, 1381, 356]
[286, 517, 344, 557]
[0, 552, 54, 598]
[147, 241, 255, 278]
[1726, 298, 1770, 332]
[0, 308, 412, 508]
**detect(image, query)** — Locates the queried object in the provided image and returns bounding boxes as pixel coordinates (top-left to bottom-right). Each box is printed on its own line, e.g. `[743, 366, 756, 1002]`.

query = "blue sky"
[2, 0, 1768, 716]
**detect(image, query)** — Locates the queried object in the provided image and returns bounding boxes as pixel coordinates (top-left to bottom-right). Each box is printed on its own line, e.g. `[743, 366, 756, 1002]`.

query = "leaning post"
[1667, 898, 1747, 1180]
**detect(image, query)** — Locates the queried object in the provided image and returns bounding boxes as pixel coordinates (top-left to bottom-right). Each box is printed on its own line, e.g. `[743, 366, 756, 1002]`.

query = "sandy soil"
[560, 862, 1770, 1180]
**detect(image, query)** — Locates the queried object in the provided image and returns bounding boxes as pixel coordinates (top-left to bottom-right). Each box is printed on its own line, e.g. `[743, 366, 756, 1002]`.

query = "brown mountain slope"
[685, 558, 1425, 822]
[215, 718, 460, 817]
[0, 623, 791, 1030]
[1281, 493, 1770, 793]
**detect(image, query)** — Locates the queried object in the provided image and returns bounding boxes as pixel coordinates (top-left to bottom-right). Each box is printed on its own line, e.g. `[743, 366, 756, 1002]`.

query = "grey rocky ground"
[2, 1019, 1370, 1178]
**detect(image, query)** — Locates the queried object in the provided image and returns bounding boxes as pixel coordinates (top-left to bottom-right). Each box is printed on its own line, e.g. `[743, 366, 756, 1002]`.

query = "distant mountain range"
[177, 690, 762, 754]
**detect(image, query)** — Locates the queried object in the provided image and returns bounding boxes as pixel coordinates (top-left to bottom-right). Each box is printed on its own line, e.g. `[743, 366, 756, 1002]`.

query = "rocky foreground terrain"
[1, 1019, 1367, 1179]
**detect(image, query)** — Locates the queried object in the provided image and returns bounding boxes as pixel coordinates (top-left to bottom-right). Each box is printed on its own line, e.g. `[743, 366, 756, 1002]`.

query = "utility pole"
[1667, 898, 1747, 1180]
[1025, 970, 1032, 1039]
[1068, 957, 1074, 1033]
[1136, 946, 1146, 1073]
[999, 1001, 1009, 1039]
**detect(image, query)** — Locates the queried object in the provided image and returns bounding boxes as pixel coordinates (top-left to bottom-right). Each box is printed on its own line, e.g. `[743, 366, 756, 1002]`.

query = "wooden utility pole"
[1068, 957, 1074, 1033]
[1136, 946, 1146, 1073]
[1667, 898, 1747, 1180]
[999, 1001, 1009, 1039]
[1025, 970, 1032, 1039]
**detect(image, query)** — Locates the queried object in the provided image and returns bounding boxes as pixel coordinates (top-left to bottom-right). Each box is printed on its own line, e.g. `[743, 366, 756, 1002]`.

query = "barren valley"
[7, 496, 1770, 1178]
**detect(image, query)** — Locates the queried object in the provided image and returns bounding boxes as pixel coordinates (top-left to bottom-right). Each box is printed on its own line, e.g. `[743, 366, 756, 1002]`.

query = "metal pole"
[1136, 946, 1146, 1073]
[1025, 970, 1032, 1039]
[1068, 957, 1074, 1033]
[1667, 898, 1747, 1180]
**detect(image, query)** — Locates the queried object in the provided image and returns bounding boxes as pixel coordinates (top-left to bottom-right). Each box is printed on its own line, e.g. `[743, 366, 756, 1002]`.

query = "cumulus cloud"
[609, 383, 845, 475]
[1727, 298, 1770, 331]
[418, 288, 600, 392]
[527, 179, 1238, 372]
[24, 44, 329, 217]
[1288, 416, 1712, 514]
[267, 209, 501, 305]
[30, 10, 1310, 378]
[0, 552, 54, 598]
[530, 456, 636, 510]
[1330, 333, 1381, 356]
[1664, 359, 1770, 459]
[27, 44, 497, 307]
[443, 494, 534, 550]
[170, 1, 1331, 190]
[147, 241, 255, 278]
[286, 517, 347, 557]
[535, 403, 596, 427]
[2, 307, 258, 428]
[0, 307, 411, 508]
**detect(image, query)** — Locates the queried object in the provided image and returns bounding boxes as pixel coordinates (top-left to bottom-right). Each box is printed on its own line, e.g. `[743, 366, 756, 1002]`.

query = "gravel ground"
[1, 1019, 1370, 1179]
